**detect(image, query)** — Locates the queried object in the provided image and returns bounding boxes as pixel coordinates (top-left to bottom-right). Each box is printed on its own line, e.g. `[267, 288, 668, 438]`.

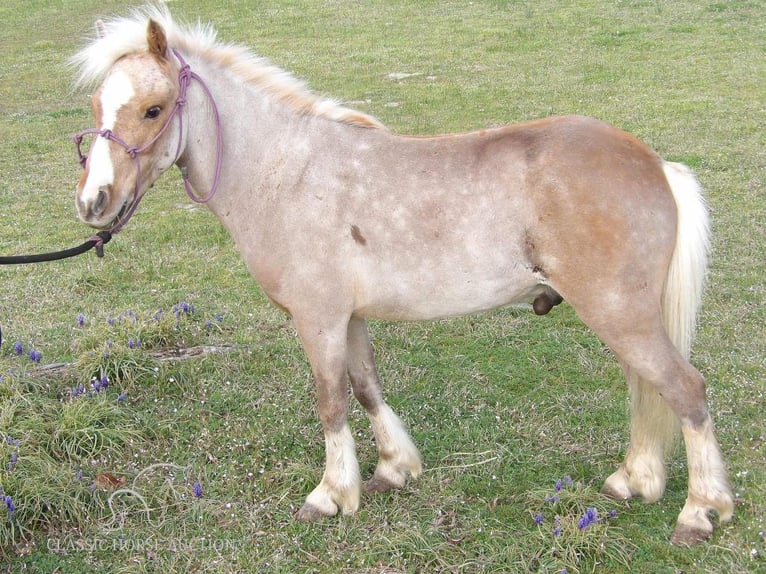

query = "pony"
[70, 6, 732, 545]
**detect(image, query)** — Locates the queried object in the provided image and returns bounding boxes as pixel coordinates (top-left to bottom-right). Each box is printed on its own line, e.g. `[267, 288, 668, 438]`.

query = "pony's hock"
[70, 6, 733, 545]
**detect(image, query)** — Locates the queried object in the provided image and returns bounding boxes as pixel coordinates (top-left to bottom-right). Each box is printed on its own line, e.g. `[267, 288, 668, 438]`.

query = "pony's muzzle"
[77, 184, 112, 223]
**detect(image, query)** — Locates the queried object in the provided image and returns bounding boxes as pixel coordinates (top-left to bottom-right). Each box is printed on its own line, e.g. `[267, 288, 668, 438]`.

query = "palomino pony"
[70, 7, 732, 545]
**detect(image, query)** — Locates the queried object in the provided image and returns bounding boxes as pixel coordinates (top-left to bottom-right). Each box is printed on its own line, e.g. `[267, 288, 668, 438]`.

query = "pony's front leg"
[294, 316, 362, 521]
[347, 317, 422, 492]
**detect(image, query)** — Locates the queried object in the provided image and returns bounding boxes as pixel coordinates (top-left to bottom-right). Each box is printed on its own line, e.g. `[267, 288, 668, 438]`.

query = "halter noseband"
[73, 49, 223, 236]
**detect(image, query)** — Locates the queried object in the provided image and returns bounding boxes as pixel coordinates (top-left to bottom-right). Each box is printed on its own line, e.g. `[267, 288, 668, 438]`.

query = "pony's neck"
[172, 49, 387, 233]
[175, 54, 286, 210]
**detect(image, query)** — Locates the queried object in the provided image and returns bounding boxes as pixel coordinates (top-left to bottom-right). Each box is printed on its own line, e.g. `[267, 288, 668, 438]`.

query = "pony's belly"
[354, 274, 542, 321]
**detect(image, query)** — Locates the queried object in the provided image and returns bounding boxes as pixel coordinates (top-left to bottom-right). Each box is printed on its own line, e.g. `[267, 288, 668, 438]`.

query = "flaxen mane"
[70, 4, 384, 129]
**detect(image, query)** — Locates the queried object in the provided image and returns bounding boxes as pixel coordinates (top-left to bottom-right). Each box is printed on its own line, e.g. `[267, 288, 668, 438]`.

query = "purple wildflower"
[608, 509, 618, 519]
[28, 349, 42, 363]
[563, 475, 573, 487]
[100, 373, 109, 389]
[76, 313, 85, 327]
[175, 302, 194, 317]
[555, 478, 563, 492]
[534, 512, 543, 525]
[107, 317, 115, 326]
[75, 469, 83, 482]
[4, 495, 15, 517]
[117, 391, 127, 403]
[193, 481, 203, 499]
[553, 526, 562, 537]
[13, 342, 23, 356]
[127, 338, 135, 349]
[578, 507, 599, 530]
[8, 452, 17, 471]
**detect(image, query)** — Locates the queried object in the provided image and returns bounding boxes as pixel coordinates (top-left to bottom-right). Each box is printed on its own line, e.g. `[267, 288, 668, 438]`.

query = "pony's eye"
[144, 106, 162, 119]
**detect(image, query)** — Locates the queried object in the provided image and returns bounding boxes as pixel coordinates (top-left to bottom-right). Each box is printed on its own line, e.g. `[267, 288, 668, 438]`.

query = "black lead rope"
[0, 230, 112, 265]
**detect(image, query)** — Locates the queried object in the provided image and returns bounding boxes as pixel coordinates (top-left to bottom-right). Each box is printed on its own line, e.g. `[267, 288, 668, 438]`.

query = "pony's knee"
[350, 374, 382, 412]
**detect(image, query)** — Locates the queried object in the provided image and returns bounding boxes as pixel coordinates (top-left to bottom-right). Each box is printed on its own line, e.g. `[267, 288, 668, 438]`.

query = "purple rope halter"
[73, 49, 223, 241]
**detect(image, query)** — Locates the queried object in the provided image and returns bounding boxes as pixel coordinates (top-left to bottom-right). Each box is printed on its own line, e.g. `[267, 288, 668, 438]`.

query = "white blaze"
[80, 70, 135, 203]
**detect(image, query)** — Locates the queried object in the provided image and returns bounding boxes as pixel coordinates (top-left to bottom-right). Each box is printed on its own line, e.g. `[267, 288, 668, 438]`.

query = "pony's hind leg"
[587, 312, 732, 544]
[629, 352, 731, 545]
[292, 314, 362, 520]
[347, 316, 422, 492]
[601, 366, 678, 504]
[674, 414, 733, 545]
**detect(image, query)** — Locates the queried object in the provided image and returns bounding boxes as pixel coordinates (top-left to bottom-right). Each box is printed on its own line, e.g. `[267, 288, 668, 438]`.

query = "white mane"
[70, 4, 384, 129]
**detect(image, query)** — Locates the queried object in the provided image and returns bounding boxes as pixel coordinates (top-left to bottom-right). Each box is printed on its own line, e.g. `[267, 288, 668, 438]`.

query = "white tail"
[661, 161, 711, 359]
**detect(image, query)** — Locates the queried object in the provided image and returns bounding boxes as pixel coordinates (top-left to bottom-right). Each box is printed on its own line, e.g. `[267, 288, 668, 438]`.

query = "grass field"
[0, 1, 764, 572]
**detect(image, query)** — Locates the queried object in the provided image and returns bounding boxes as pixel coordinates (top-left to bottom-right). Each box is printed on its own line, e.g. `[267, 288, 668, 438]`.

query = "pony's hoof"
[670, 523, 711, 546]
[364, 474, 399, 493]
[600, 482, 632, 501]
[294, 502, 336, 522]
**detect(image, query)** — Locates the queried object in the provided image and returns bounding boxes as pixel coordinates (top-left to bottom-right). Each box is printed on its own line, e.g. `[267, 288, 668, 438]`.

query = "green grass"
[1, 1, 764, 572]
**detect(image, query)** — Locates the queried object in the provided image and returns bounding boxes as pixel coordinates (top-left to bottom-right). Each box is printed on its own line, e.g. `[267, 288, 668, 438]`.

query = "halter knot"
[178, 64, 193, 81]
[87, 230, 113, 257]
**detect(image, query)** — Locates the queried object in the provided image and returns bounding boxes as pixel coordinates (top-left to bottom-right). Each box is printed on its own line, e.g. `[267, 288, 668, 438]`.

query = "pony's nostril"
[93, 186, 110, 215]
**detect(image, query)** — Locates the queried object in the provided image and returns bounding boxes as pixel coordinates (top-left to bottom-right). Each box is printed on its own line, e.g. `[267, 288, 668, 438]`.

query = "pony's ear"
[94, 20, 106, 39]
[146, 19, 168, 60]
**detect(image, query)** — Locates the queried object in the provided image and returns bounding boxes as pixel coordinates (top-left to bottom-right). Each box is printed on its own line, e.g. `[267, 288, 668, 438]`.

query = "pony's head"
[74, 17, 183, 229]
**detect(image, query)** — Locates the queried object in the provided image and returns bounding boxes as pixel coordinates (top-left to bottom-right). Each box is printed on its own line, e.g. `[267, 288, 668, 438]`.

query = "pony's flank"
[69, 4, 384, 130]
